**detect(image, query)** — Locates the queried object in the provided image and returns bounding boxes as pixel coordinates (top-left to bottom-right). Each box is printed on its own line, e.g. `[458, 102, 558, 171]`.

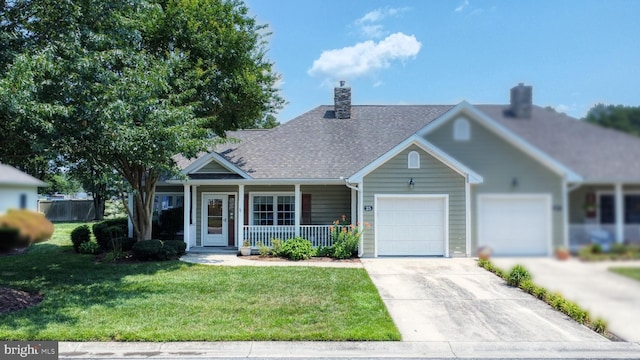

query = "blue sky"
[245, 0, 640, 122]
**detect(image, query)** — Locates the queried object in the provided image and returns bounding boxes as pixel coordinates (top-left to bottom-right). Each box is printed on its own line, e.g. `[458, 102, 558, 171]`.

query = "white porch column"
[191, 185, 198, 247]
[295, 184, 301, 237]
[183, 184, 191, 251]
[615, 183, 624, 244]
[238, 184, 244, 250]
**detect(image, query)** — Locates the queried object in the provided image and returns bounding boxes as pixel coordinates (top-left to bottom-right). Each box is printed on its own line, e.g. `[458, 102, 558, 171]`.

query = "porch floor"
[188, 246, 238, 254]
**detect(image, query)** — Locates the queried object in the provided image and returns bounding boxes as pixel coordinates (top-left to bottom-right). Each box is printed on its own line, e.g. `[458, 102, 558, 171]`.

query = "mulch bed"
[239, 255, 361, 263]
[0, 287, 43, 315]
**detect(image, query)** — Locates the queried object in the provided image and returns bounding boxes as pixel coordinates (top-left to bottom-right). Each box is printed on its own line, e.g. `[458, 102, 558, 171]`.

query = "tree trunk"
[121, 165, 159, 241]
[93, 194, 105, 221]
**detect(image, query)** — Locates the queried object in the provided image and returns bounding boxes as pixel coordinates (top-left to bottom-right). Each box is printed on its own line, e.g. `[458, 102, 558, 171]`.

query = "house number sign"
[364, 205, 373, 211]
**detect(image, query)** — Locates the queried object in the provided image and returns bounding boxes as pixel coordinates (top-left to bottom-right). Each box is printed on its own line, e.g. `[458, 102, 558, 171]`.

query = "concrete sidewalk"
[492, 258, 640, 342]
[59, 341, 640, 359]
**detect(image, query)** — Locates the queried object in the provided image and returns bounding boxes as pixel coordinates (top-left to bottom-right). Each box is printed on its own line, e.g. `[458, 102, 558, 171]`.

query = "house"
[154, 83, 640, 257]
[0, 163, 48, 213]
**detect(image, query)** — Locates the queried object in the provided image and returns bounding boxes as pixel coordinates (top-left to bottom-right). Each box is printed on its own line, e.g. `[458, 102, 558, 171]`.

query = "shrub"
[0, 227, 22, 252]
[609, 243, 629, 255]
[591, 243, 603, 254]
[70, 225, 91, 252]
[270, 238, 284, 257]
[107, 237, 136, 252]
[92, 218, 128, 250]
[0, 209, 53, 249]
[132, 239, 184, 261]
[281, 237, 313, 260]
[329, 217, 368, 259]
[315, 245, 334, 258]
[79, 241, 101, 255]
[507, 264, 532, 287]
[593, 318, 608, 334]
[163, 240, 186, 257]
[257, 242, 271, 257]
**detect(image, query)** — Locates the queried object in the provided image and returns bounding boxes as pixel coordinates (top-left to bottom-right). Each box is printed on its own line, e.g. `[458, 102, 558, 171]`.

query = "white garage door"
[478, 195, 551, 256]
[376, 196, 447, 256]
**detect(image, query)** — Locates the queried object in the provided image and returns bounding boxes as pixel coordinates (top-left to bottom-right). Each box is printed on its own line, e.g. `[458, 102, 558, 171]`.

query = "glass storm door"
[203, 194, 227, 246]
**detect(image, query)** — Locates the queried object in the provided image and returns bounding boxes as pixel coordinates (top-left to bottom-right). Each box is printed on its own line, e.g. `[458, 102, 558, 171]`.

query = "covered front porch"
[568, 183, 640, 251]
[177, 181, 357, 251]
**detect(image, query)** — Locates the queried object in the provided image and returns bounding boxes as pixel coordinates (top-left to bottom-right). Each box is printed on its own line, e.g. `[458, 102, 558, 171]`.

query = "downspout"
[341, 177, 364, 257]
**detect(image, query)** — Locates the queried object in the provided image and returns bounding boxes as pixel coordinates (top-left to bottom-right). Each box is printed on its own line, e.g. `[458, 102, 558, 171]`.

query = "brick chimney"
[334, 80, 351, 119]
[510, 83, 532, 118]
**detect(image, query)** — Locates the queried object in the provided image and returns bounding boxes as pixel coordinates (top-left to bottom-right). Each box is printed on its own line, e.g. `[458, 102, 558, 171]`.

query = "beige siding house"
[152, 83, 640, 257]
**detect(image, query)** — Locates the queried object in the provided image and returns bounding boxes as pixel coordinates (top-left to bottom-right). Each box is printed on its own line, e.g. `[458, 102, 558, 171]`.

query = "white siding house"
[0, 163, 48, 213]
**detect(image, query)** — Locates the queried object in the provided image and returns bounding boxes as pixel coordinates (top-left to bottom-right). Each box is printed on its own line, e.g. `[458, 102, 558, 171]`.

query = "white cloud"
[455, 0, 469, 12]
[555, 104, 570, 113]
[354, 7, 409, 39]
[308, 33, 421, 81]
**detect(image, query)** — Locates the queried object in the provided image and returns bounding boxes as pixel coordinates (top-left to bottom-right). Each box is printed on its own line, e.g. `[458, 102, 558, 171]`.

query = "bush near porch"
[578, 243, 640, 261]
[0, 222, 399, 341]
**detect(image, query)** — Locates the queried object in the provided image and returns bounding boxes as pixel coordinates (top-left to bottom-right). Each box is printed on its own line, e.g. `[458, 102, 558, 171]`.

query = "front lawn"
[609, 267, 640, 282]
[0, 222, 399, 341]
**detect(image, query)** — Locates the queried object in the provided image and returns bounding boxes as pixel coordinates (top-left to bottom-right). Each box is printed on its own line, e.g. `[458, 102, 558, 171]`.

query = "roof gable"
[418, 102, 582, 182]
[348, 135, 483, 184]
[0, 163, 48, 187]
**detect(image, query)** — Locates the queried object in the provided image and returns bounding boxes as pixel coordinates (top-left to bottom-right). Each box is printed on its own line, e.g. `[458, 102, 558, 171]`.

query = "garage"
[478, 195, 551, 256]
[376, 195, 448, 256]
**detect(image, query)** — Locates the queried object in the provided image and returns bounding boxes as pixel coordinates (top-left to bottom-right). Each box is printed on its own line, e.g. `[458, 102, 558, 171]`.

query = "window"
[19, 194, 27, 209]
[408, 151, 420, 169]
[598, 193, 640, 224]
[252, 194, 295, 225]
[153, 193, 184, 219]
[453, 118, 470, 141]
[625, 195, 640, 224]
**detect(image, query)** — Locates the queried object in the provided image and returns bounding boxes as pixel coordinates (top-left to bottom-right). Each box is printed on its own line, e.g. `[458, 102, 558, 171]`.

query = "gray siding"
[301, 185, 351, 225]
[425, 115, 565, 253]
[362, 145, 467, 257]
[155, 185, 184, 193]
[195, 160, 231, 173]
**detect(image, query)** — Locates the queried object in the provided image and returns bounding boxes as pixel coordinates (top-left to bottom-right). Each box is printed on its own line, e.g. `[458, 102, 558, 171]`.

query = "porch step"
[188, 246, 238, 254]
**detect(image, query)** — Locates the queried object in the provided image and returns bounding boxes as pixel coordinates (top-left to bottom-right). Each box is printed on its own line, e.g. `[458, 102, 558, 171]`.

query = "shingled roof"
[177, 103, 640, 183]
[478, 105, 640, 182]
[218, 105, 453, 179]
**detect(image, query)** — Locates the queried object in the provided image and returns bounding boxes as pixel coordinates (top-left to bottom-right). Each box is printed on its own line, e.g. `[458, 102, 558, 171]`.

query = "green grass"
[0, 222, 399, 341]
[610, 267, 640, 281]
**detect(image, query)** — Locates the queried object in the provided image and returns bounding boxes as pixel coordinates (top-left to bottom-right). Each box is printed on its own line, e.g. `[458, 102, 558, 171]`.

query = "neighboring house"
[155, 83, 640, 257]
[0, 163, 48, 213]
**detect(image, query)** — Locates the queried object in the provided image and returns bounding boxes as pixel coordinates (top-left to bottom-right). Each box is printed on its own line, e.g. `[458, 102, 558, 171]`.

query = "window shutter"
[302, 194, 311, 225]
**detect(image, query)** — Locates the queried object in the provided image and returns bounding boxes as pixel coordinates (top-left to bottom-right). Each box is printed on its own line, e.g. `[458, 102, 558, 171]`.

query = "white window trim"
[453, 117, 471, 141]
[249, 192, 295, 226]
[408, 151, 420, 169]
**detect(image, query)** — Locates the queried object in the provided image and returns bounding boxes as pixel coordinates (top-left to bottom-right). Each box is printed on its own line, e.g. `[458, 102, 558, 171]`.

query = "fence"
[38, 200, 96, 222]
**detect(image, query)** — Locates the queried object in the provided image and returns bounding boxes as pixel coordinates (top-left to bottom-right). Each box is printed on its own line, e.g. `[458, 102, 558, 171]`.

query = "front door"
[203, 194, 228, 246]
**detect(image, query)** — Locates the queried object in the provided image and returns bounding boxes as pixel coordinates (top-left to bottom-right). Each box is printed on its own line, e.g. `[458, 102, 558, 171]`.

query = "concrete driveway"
[361, 258, 607, 342]
[492, 257, 640, 342]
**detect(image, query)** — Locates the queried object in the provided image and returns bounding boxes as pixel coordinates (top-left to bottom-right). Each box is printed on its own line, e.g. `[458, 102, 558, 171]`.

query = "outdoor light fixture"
[511, 177, 518, 188]
[409, 178, 415, 188]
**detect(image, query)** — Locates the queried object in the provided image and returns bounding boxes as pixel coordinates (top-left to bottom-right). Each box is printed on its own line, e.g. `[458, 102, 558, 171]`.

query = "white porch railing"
[242, 225, 333, 248]
[569, 224, 640, 250]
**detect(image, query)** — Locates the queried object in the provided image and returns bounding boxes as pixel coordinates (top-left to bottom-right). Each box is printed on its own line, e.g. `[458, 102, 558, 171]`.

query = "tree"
[0, 0, 283, 240]
[584, 104, 640, 137]
[255, 114, 280, 129]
